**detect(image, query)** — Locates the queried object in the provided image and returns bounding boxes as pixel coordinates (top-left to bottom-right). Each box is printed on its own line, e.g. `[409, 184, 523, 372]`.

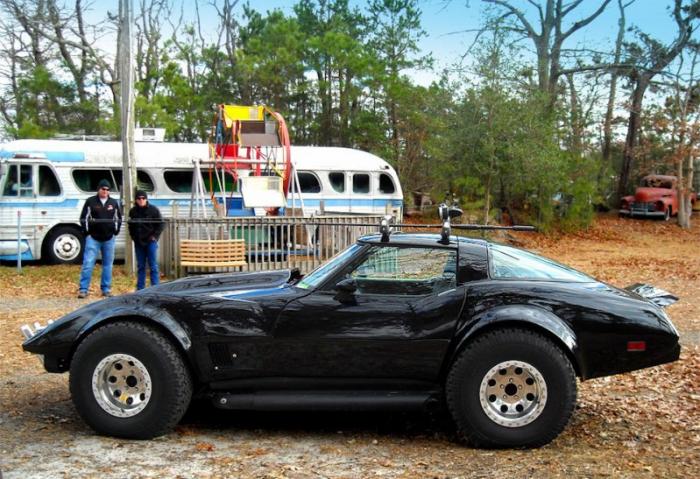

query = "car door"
[272, 244, 465, 384]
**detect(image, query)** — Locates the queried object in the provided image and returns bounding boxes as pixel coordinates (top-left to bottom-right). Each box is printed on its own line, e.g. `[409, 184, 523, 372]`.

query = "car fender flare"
[76, 304, 192, 354]
[446, 305, 583, 378]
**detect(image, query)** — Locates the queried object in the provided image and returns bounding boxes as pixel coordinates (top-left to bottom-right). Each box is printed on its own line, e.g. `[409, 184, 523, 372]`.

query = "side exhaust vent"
[209, 343, 233, 367]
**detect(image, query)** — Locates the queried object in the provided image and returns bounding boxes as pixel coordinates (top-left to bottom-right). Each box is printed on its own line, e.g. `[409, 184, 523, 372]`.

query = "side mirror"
[336, 277, 357, 294]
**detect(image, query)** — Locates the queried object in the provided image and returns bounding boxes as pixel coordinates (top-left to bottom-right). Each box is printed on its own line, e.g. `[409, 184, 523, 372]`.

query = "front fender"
[23, 298, 194, 373]
[77, 303, 192, 353]
[444, 305, 581, 378]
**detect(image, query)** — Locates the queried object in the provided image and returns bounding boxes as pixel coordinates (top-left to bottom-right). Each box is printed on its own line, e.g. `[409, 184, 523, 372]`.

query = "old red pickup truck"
[620, 175, 696, 220]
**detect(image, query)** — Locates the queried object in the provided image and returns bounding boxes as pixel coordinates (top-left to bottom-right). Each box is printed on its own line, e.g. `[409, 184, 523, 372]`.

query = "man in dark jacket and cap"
[128, 190, 164, 290]
[77, 179, 122, 298]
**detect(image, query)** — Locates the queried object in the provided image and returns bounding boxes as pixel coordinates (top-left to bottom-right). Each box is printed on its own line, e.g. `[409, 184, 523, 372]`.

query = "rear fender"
[445, 305, 582, 378]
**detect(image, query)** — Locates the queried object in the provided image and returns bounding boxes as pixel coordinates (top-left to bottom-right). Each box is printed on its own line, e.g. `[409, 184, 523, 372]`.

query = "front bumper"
[20, 320, 55, 367]
[619, 209, 666, 218]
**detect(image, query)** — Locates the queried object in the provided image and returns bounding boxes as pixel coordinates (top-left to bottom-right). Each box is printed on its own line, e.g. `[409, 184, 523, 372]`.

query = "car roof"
[358, 232, 489, 248]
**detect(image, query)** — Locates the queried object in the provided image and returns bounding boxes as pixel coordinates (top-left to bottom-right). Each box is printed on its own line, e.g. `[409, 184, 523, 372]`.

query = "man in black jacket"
[77, 179, 122, 298]
[128, 190, 164, 290]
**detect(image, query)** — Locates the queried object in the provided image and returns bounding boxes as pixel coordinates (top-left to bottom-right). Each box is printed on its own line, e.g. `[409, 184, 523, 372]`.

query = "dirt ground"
[0, 214, 698, 478]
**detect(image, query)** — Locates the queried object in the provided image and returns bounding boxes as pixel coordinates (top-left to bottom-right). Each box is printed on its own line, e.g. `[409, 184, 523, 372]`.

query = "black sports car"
[21, 231, 680, 448]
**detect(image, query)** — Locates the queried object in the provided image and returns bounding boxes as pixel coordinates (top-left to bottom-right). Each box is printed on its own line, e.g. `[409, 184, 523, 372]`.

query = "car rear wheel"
[446, 328, 576, 448]
[69, 322, 192, 439]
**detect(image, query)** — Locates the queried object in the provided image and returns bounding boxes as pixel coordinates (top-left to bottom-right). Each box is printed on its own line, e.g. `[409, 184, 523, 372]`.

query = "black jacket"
[79, 195, 122, 241]
[128, 202, 164, 246]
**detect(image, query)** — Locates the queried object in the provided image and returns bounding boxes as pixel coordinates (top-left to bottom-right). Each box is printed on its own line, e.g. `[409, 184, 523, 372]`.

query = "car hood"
[138, 269, 297, 297]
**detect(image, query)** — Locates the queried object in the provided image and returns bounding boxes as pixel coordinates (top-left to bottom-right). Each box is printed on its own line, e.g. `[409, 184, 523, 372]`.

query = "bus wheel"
[43, 226, 84, 264]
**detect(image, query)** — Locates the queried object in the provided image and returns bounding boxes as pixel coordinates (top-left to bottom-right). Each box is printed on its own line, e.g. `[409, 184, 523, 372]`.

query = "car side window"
[348, 246, 456, 295]
[489, 244, 592, 281]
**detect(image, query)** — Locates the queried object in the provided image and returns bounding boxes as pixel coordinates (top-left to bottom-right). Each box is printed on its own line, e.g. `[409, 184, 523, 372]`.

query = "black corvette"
[21, 230, 680, 448]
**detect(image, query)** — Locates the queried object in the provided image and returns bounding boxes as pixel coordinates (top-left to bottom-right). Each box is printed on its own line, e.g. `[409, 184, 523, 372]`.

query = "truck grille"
[631, 202, 655, 212]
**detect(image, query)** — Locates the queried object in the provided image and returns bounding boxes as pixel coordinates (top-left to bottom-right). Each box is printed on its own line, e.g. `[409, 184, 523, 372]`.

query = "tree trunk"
[603, 0, 628, 162]
[677, 151, 694, 229]
[566, 73, 582, 154]
[617, 74, 648, 203]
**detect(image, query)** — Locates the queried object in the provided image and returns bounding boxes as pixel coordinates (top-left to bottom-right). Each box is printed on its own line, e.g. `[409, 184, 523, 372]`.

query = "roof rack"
[376, 199, 536, 243]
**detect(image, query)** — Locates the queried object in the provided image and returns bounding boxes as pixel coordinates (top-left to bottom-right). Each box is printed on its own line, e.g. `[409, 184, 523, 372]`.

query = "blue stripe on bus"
[0, 198, 402, 209]
[0, 199, 81, 208]
[0, 241, 33, 261]
[0, 151, 85, 162]
[297, 198, 403, 207]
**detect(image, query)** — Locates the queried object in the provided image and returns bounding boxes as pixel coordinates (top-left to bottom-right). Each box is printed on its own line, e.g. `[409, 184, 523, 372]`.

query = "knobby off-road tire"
[69, 322, 192, 439]
[446, 328, 576, 448]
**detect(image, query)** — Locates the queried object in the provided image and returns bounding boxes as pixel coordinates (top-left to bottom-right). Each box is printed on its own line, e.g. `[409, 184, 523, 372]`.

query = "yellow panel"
[222, 105, 264, 127]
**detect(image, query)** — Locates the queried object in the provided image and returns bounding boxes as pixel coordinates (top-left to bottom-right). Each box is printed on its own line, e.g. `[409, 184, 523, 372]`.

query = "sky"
[80, 0, 685, 86]
[242, 0, 684, 84]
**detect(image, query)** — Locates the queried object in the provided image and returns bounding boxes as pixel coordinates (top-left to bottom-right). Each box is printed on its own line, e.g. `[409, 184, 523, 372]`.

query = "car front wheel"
[446, 328, 576, 448]
[69, 322, 192, 439]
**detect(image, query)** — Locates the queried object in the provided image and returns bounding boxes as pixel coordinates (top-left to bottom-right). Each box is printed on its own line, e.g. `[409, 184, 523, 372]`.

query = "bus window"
[111, 169, 155, 193]
[164, 170, 192, 193]
[164, 169, 236, 194]
[298, 172, 321, 193]
[379, 173, 395, 194]
[38, 165, 61, 196]
[329, 172, 345, 193]
[2, 164, 34, 197]
[353, 173, 370, 194]
[136, 170, 155, 192]
[111, 170, 122, 191]
[73, 169, 116, 192]
[2, 164, 18, 196]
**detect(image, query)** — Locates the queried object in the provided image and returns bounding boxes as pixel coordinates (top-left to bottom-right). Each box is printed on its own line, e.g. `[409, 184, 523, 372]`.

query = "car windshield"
[489, 244, 593, 282]
[296, 243, 362, 290]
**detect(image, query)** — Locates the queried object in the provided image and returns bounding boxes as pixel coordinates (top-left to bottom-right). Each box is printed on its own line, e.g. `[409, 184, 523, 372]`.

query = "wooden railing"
[160, 215, 385, 278]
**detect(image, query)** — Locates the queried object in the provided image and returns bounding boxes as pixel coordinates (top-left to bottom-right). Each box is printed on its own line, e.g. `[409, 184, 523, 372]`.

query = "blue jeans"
[79, 236, 115, 293]
[134, 240, 159, 290]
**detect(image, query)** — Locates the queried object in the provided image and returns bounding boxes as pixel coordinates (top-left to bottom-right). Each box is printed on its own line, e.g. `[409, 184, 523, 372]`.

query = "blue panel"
[227, 208, 255, 217]
[0, 150, 85, 162]
[226, 197, 244, 210]
[0, 240, 33, 261]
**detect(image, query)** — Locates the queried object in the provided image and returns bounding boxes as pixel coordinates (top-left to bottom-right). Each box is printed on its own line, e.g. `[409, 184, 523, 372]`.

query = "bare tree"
[135, 0, 173, 101]
[616, 0, 700, 203]
[482, 0, 612, 101]
[602, 0, 635, 163]
[667, 45, 700, 228]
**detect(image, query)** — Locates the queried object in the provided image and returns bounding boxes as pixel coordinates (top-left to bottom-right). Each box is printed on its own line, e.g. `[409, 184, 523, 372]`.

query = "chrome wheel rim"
[53, 233, 81, 261]
[92, 353, 152, 418]
[479, 360, 547, 428]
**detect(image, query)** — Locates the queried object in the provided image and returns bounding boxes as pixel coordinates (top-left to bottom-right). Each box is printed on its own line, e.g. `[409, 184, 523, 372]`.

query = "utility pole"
[119, 0, 136, 275]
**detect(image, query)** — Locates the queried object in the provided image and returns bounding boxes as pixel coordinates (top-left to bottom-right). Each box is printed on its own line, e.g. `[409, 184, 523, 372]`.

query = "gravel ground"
[1, 216, 699, 478]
